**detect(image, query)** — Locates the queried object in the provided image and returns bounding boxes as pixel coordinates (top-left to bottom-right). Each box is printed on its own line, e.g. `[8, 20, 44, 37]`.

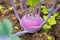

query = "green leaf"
[0, 5, 4, 11]
[2, 18, 13, 35]
[0, 22, 6, 36]
[0, 19, 13, 36]
[41, 6, 48, 14]
[48, 36, 52, 40]
[53, 12, 59, 17]
[43, 15, 47, 20]
[0, 35, 21, 40]
[27, 0, 32, 6]
[14, 0, 16, 3]
[10, 36, 21, 40]
[57, 15, 60, 19]
[57, 4, 60, 6]
[43, 15, 56, 26]
[27, 0, 38, 6]
[48, 16, 56, 26]
[41, 6, 45, 8]
[27, 0, 38, 11]
[43, 24, 51, 31]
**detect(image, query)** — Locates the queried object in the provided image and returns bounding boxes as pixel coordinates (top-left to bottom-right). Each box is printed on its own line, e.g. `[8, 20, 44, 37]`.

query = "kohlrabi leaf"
[0, 22, 6, 36]
[1, 18, 13, 35]
[0, 36, 10, 40]
[0, 35, 21, 40]
[27, 0, 38, 12]
[27, 0, 38, 6]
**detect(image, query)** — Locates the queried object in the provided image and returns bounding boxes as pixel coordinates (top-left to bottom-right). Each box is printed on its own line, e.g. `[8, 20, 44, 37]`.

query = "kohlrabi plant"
[12, 0, 60, 36]
[0, 18, 21, 40]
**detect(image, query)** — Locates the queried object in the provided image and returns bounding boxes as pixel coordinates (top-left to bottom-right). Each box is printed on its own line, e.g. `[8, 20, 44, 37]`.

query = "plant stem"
[12, 0, 21, 22]
[19, 0, 24, 10]
[33, 3, 39, 15]
[13, 31, 28, 36]
[20, 0, 28, 17]
[51, 0, 59, 11]
[33, 0, 41, 16]
[38, 0, 42, 16]
[23, 0, 28, 17]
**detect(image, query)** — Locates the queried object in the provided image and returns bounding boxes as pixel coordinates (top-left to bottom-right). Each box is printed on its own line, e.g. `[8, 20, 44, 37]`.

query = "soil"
[0, 0, 60, 40]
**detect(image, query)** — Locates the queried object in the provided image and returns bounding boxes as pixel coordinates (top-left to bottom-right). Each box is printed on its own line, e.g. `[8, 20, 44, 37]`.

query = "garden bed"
[0, 0, 60, 40]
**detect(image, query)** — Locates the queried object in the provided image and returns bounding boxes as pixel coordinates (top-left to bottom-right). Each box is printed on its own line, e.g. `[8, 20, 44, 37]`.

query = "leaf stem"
[38, 0, 42, 15]
[33, 3, 39, 15]
[33, 0, 41, 16]
[19, 0, 28, 17]
[19, 0, 24, 10]
[23, 0, 28, 17]
[51, 0, 59, 12]
[13, 31, 28, 36]
[12, 0, 21, 22]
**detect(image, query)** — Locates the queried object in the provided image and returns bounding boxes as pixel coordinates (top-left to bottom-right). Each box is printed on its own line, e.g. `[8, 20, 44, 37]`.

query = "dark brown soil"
[0, 0, 60, 40]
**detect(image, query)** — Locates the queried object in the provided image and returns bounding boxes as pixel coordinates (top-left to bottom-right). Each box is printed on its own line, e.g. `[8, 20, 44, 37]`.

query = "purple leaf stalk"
[12, 0, 60, 36]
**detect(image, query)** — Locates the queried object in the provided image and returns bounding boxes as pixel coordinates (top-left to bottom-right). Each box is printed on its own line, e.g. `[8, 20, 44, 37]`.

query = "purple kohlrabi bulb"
[20, 14, 43, 33]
